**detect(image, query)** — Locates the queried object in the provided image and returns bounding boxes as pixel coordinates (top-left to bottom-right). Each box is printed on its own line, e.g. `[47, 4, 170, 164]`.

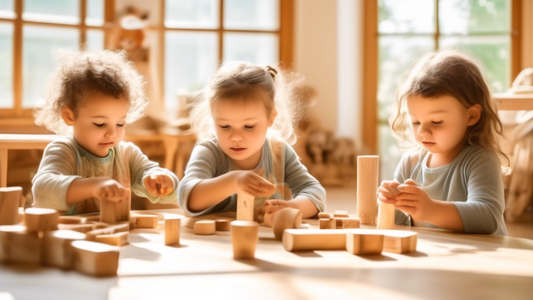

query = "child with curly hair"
[32, 49, 178, 214]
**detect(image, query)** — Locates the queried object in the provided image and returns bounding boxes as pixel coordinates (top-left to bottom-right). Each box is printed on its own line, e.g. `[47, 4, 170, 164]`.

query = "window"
[364, 0, 517, 180]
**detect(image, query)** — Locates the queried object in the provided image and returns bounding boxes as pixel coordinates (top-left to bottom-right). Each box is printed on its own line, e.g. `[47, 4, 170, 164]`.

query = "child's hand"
[144, 174, 174, 197]
[378, 180, 401, 203]
[393, 179, 436, 222]
[260, 199, 292, 227]
[235, 170, 276, 198]
[94, 179, 127, 202]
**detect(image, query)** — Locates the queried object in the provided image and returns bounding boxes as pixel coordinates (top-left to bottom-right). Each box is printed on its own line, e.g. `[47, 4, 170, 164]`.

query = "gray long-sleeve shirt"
[32, 136, 178, 214]
[178, 138, 326, 217]
[394, 145, 508, 235]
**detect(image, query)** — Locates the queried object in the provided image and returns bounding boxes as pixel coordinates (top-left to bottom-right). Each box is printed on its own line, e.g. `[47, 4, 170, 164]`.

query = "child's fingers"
[394, 199, 417, 207]
[390, 181, 401, 188]
[378, 194, 396, 205]
[404, 179, 418, 186]
[397, 184, 419, 195]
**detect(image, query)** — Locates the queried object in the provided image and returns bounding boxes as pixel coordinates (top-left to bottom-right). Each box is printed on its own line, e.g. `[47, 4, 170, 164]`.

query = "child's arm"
[66, 177, 127, 204]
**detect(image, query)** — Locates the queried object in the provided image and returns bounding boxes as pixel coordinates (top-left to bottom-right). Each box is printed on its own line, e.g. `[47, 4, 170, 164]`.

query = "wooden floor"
[324, 184, 533, 240]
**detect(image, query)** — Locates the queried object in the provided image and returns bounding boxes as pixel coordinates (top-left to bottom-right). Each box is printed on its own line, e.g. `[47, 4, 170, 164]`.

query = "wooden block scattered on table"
[333, 210, 350, 218]
[194, 220, 216, 235]
[0, 225, 41, 264]
[24, 208, 59, 232]
[165, 218, 180, 246]
[317, 212, 332, 219]
[231, 220, 259, 259]
[319, 218, 336, 229]
[282, 229, 348, 252]
[237, 192, 254, 221]
[58, 216, 83, 224]
[58, 223, 95, 233]
[0, 187, 22, 226]
[215, 219, 230, 231]
[71, 240, 119, 277]
[85, 223, 129, 241]
[346, 229, 384, 255]
[100, 192, 131, 224]
[272, 208, 302, 240]
[95, 231, 129, 247]
[382, 230, 418, 254]
[339, 218, 360, 229]
[377, 202, 395, 229]
[42, 230, 87, 269]
[357, 156, 379, 225]
[130, 214, 159, 229]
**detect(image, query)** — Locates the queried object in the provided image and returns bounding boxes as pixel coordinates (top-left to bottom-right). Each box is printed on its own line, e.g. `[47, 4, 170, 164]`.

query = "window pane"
[223, 33, 278, 65]
[378, 0, 434, 34]
[379, 124, 403, 182]
[165, 31, 218, 110]
[23, 0, 79, 24]
[0, 0, 15, 19]
[86, 29, 104, 50]
[224, 0, 279, 31]
[165, 0, 218, 29]
[440, 35, 509, 92]
[86, 0, 104, 26]
[0, 22, 13, 108]
[23, 25, 79, 108]
[378, 36, 434, 121]
[439, 0, 510, 34]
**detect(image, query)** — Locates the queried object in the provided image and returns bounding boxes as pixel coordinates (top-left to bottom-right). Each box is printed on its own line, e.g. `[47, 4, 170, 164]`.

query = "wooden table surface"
[1, 209, 532, 300]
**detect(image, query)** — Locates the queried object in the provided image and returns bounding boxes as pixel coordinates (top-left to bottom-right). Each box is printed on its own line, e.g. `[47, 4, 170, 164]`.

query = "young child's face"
[63, 92, 128, 157]
[212, 98, 274, 170]
[407, 94, 476, 162]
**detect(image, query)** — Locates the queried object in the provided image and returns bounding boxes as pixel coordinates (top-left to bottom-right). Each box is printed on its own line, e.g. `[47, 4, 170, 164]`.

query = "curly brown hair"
[34, 48, 147, 135]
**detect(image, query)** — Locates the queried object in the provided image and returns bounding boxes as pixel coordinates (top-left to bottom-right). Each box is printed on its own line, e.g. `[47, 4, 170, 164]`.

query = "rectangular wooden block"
[58, 223, 95, 233]
[338, 218, 360, 229]
[317, 212, 332, 219]
[357, 156, 379, 225]
[333, 210, 350, 218]
[346, 229, 384, 255]
[71, 240, 119, 277]
[382, 230, 418, 254]
[215, 219, 230, 231]
[237, 192, 254, 221]
[95, 231, 129, 247]
[42, 230, 87, 269]
[58, 216, 83, 224]
[319, 218, 335, 229]
[282, 229, 349, 251]
[130, 214, 159, 229]
[0, 187, 22, 225]
[0, 225, 41, 264]
[165, 218, 181, 246]
[86, 223, 129, 241]
[100, 194, 131, 224]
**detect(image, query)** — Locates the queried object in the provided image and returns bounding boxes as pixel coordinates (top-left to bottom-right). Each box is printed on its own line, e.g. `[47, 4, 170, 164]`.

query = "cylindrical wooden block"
[282, 229, 347, 251]
[357, 156, 379, 225]
[319, 218, 336, 229]
[165, 218, 181, 245]
[24, 208, 59, 232]
[272, 208, 302, 240]
[0, 187, 22, 225]
[346, 230, 384, 255]
[194, 220, 216, 235]
[71, 240, 119, 277]
[377, 201, 395, 229]
[42, 230, 87, 269]
[215, 219, 230, 231]
[231, 221, 258, 259]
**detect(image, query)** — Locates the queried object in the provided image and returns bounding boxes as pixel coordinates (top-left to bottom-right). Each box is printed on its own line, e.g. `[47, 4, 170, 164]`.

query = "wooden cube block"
[130, 214, 159, 229]
[319, 218, 335, 229]
[42, 230, 87, 269]
[194, 220, 216, 235]
[346, 229, 384, 255]
[382, 230, 418, 254]
[100, 192, 131, 224]
[71, 240, 119, 277]
[0, 187, 22, 225]
[24, 208, 59, 232]
[95, 231, 129, 247]
[215, 219, 230, 231]
[165, 218, 181, 246]
[282, 229, 348, 251]
[272, 208, 302, 240]
[0, 225, 41, 264]
[317, 212, 332, 219]
[58, 223, 95, 233]
[231, 220, 259, 259]
[339, 218, 360, 229]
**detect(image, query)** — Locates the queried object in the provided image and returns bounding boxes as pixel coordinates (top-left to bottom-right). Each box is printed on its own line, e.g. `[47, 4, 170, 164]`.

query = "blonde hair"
[391, 50, 509, 165]
[189, 62, 305, 145]
[34, 48, 147, 135]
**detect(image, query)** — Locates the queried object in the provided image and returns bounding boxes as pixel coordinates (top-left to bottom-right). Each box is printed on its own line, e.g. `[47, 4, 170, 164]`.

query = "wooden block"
[58, 216, 83, 224]
[86, 223, 129, 241]
[42, 230, 86, 269]
[24, 208, 59, 232]
[382, 230, 418, 254]
[80, 214, 101, 223]
[95, 231, 129, 247]
[0, 225, 41, 264]
[194, 220, 216, 235]
[58, 223, 95, 233]
[0, 187, 22, 225]
[71, 240, 119, 277]
[165, 218, 180, 246]
[231, 221, 259, 259]
[130, 214, 159, 229]
[282, 229, 348, 251]
[357, 156, 379, 225]
[346, 229, 384, 255]
[334, 211, 349, 218]
[339, 218, 360, 229]
[319, 218, 336, 229]
[317, 212, 332, 219]
[377, 201, 395, 229]
[237, 192, 254, 221]
[100, 192, 131, 223]
[215, 219, 230, 231]
[272, 208, 302, 240]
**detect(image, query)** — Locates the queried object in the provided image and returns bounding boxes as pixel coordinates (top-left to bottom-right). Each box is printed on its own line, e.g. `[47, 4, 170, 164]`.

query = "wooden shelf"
[493, 93, 533, 110]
